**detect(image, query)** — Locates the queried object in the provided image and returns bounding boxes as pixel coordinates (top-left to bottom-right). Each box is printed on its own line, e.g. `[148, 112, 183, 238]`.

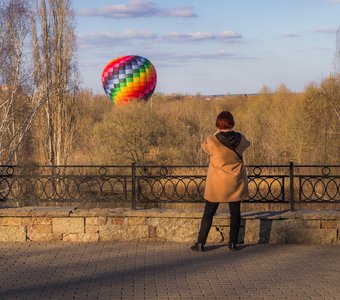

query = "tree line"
[0, 0, 339, 166]
[69, 80, 339, 166]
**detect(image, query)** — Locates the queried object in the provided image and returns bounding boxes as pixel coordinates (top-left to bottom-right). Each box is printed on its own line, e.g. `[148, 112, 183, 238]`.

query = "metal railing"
[0, 163, 339, 209]
[0, 165, 132, 205]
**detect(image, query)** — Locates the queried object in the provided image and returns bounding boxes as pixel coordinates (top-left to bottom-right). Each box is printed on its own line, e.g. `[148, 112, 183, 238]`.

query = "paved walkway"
[0, 242, 339, 300]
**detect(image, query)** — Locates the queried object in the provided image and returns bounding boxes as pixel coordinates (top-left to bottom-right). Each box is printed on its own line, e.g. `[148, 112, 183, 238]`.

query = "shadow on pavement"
[202, 243, 257, 252]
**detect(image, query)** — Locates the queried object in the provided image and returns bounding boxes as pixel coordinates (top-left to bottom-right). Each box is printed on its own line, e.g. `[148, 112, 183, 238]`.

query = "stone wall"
[0, 207, 339, 244]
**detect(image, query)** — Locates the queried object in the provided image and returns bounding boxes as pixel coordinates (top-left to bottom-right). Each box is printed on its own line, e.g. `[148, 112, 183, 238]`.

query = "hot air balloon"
[101, 55, 157, 104]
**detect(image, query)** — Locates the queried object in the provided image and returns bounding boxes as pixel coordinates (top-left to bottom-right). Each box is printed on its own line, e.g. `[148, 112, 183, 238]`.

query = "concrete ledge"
[0, 207, 339, 244]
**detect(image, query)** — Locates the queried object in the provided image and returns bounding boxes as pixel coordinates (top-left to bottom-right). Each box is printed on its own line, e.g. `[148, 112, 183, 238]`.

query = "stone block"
[85, 217, 107, 226]
[269, 221, 287, 244]
[108, 218, 125, 225]
[285, 219, 320, 229]
[52, 218, 85, 234]
[146, 217, 160, 227]
[0, 217, 22, 226]
[320, 220, 337, 229]
[244, 219, 261, 244]
[126, 217, 146, 226]
[28, 224, 52, 234]
[149, 226, 156, 238]
[62, 233, 80, 242]
[99, 225, 149, 241]
[207, 226, 228, 243]
[85, 225, 100, 234]
[285, 229, 337, 244]
[80, 233, 99, 242]
[0, 226, 26, 242]
[63, 232, 99, 242]
[27, 224, 60, 242]
[255, 220, 271, 243]
[212, 217, 230, 226]
[37, 233, 62, 242]
[147, 218, 199, 242]
[21, 217, 52, 226]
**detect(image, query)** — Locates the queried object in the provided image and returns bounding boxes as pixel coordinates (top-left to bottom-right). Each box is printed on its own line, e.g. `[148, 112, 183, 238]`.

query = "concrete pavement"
[0, 242, 340, 299]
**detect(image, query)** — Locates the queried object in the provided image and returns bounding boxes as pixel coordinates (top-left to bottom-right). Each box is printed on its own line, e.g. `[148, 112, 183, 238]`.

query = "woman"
[191, 111, 250, 252]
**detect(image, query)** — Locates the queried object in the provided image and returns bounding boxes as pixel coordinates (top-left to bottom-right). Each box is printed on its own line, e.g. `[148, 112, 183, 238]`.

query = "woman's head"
[215, 111, 235, 130]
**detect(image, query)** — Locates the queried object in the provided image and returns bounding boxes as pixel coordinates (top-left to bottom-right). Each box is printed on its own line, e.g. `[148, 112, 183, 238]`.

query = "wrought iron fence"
[0, 163, 339, 209]
[0, 165, 131, 205]
[294, 165, 339, 203]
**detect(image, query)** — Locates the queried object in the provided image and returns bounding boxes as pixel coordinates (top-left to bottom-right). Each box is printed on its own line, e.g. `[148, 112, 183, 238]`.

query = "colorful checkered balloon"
[101, 55, 157, 104]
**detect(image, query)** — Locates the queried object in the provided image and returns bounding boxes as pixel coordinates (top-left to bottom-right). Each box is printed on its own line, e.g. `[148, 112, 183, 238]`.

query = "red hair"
[215, 111, 235, 129]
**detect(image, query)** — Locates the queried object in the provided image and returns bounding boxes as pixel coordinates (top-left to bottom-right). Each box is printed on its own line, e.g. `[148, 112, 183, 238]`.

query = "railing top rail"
[246, 164, 291, 168]
[135, 164, 292, 168]
[294, 164, 340, 167]
[0, 164, 339, 168]
[135, 165, 208, 168]
[0, 165, 132, 168]
[135, 164, 340, 168]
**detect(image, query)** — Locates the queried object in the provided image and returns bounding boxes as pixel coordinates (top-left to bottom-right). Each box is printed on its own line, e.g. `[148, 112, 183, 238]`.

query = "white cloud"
[78, 0, 196, 18]
[79, 29, 157, 45]
[164, 7, 196, 17]
[218, 31, 243, 39]
[79, 29, 243, 48]
[329, 0, 340, 3]
[164, 30, 242, 42]
[165, 32, 213, 41]
[280, 32, 301, 38]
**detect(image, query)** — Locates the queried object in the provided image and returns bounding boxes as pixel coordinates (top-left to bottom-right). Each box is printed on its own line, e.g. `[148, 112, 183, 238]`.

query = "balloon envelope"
[102, 55, 157, 104]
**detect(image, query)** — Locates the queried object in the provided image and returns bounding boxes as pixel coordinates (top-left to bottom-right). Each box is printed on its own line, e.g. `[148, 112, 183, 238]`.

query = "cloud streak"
[280, 32, 301, 38]
[80, 29, 157, 43]
[312, 28, 338, 34]
[78, 0, 196, 18]
[164, 31, 242, 42]
[168, 50, 246, 61]
[79, 29, 243, 47]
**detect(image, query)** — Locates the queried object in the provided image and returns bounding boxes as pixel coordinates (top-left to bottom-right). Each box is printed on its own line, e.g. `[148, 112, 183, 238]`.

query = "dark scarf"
[215, 131, 242, 159]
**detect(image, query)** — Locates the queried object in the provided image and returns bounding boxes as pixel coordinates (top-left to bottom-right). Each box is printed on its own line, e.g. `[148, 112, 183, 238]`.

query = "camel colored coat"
[201, 132, 250, 202]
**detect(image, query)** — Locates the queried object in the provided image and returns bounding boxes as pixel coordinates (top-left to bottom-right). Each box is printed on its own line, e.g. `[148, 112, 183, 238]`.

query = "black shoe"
[228, 242, 239, 252]
[190, 243, 205, 252]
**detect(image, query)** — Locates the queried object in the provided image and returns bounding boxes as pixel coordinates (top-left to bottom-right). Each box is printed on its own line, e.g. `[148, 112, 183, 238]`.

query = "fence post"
[131, 162, 136, 209]
[289, 161, 295, 211]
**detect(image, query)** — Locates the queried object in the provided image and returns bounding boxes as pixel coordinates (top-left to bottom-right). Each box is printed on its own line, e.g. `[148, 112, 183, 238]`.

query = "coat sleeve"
[201, 137, 211, 154]
[235, 134, 251, 155]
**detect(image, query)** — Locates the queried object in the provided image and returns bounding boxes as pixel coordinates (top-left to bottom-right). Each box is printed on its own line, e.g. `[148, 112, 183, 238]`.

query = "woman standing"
[191, 111, 250, 252]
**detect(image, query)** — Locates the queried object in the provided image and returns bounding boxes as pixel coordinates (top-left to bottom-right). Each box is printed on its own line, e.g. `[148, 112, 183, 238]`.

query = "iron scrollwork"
[0, 164, 339, 206]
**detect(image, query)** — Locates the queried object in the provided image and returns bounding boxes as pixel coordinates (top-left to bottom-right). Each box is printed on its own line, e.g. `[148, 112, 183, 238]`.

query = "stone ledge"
[0, 206, 76, 217]
[282, 210, 340, 220]
[0, 207, 339, 244]
[71, 208, 206, 218]
[242, 209, 340, 220]
[2, 207, 339, 220]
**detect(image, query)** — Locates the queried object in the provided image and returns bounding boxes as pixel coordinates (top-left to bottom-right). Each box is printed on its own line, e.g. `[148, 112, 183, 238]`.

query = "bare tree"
[31, 0, 78, 165]
[0, 0, 32, 163]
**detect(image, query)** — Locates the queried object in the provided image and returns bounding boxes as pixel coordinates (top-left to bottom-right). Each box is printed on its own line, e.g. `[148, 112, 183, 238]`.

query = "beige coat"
[201, 131, 250, 202]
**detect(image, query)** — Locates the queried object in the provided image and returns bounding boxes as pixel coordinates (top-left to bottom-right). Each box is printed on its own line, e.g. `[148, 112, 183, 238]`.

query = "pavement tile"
[0, 243, 340, 299]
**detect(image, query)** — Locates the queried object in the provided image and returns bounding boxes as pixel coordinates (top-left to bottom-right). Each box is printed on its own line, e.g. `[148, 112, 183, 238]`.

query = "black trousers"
[197, 201, 241, 245]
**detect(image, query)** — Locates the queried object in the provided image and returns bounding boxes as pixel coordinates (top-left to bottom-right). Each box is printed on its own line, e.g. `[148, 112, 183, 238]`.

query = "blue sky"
[73, 0, 340, 95]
